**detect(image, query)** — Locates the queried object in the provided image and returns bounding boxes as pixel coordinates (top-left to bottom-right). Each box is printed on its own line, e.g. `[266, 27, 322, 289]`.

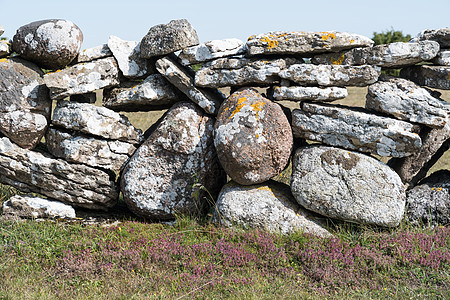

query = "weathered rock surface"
[44, 57, 120, 100]
[292, 102, 422, 157]
[213, 181, 332, 237]
[246, 31, 373, 56]
[12, 19, 83, 69]
[73, 44, 112, 64]
[291, 145, 406, 227]
[400, 65, 450, 90]
[0, 136, 118, 210]
[52, 101, 143, 144]
[279, 64, 380, 87]
[271, 86, 347, 101]
[366, 76, 449, 128]
[0, 41, 10, 58]
[214, 88, 293, 185]
[179, 38, 246, 65]
[46, 128, 136, 171]
[107, 35, 150, 78]
[411, 28, 450, 48]
[432, 50, 450, 65]
[0, 57, 51, 149]
[406, 170, 450, 226]
[156, 56, 225, 115]
[0, 25, 4, 36]
[140, 19, 199, 58]
[121, 102, 226, 220]
[2, 195, 76, 219]
[312, 41, 440, 68]
[103, 74, 183, 111]
[194, 57, 301, 88]
[70, 92, 97, 103]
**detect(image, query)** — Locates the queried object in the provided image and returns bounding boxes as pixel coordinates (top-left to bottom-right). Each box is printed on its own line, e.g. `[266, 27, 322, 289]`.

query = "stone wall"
[0, 19, 449, 234]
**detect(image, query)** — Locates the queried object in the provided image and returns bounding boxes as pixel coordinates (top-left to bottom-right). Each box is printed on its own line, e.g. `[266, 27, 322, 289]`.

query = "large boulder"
[214, 88, 293, 185]
[400, 65, 450, 90]
[2, 195, 76, 219]
[0, 57, 51, 149]
[179, 38, 246, 65]
[213, 181, 332, 237]
[121, 102, 226, 220]
[12, 19, 83, 70]
[291, 145, 406, 227]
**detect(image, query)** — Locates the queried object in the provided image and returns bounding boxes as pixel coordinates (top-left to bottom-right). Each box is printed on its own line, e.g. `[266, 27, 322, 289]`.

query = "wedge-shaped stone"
[246, 31, 373, 56]
[279, 64, 380, 87]
[46, 128, 137, 171]
[44, 57, 120, 100]
[179, 38, 246, 65]
[271, 86, 347, 101]
[194, 57, 301, 88]
[213, 181, 332, 237]
[292, 102, 422, 157]
[400, 65, 450, 90]
[312, 41, 440, 68]
[411, 28, 450, 48]
[155, 56, 225, 115]
[52, 101, 143, 144]
[432, 50, 450, 65]
[2, 195, 76, 219]
[103, 74, 183, 111]
[73, 44, 112, 64]
[291, 145, 406, 227]
[0, 137, 118, 210]
[366, 76, 448, 128]
[107, 35, 150, 78]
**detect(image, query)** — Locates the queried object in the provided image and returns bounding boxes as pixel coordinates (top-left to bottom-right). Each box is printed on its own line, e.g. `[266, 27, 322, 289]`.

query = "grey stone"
[194, 57, 301, 88]
[312, 41, 440, 68]
[0, 136, 118, 210]
[366, 76, 449, 128]
[179, 38, 246, 65]
[214, 88, 293, 185]
[52, 101, 143, 144]
[73, 44, 112, 64]
[400, 65, 450, 90]
[2, 195, 76, 219]
[411, 28, 450, 48]
[46, 128, 136, 171]
[291, 145, 406, 227]
[406, 170, 450, 226]
[103, 74, 183, 111]
[107, 35, 150, 78]
[43, 57, 120, 100]
[212, 181, 332, 237]
[279, 64, 380, 87]
[70, 92, 97, 103]
[0, 25, 3, 36]
[432, 50, 450, 65]
[155, 56, 225, 115]
[246, 31, 373, 56]
[121, 102, 226, 220]
[0, 57, 51, 149]
[271, 86, 347, 102]
[0, 40, 10, 58]
[140, 19, 199, 58]
[12, 19, 83, 70]
[292, 102, 422, 157]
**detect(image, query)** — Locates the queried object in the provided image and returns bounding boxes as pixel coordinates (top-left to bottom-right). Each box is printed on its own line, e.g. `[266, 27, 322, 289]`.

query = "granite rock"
[2, 195, 76, 219]
[179, 38, 246, 65]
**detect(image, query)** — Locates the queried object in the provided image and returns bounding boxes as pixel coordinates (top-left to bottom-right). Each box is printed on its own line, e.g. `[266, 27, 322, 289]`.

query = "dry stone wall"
[0, 19, 449, 233]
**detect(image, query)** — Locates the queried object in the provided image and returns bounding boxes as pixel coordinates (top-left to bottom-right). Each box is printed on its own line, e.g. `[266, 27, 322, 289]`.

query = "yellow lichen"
[260, 36, 279, 50]
[321, 32, 336, 41]
[350, 39, 355, 44]
[0, 58, 7, 63]
[330, 54, 345, 65]
[250, 101, 265, 120]
[229, 97, 247, 119]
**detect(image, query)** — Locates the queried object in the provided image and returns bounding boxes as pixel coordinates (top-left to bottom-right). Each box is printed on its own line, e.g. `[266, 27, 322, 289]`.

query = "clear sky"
[1, 0, 449, 49]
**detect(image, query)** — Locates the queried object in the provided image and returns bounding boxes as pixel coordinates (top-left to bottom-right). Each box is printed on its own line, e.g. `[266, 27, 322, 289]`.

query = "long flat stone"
[400, 65, 450, 90]
[433, 50, 450, 66]
[292, 102, 422, 157]
[271, 86, 347, 101]
[411, 28, 450, 48]
[2, 195, 76, 219]
[179, 38, 246, 65]
[73, 43, 112, 64]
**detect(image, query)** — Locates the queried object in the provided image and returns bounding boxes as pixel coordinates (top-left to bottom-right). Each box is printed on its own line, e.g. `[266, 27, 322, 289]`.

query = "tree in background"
[372, 28, 412, 46]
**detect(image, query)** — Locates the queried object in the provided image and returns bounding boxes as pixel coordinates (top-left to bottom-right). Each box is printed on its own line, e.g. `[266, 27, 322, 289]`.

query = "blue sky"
[2, 0, 449, 49]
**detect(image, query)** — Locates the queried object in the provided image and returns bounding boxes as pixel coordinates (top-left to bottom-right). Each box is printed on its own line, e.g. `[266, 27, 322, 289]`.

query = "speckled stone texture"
[411, 28, 450, 48]
[0, 40, 10, 58]
[0, 57, 51, 149]
[121, 101, 226, 220]
[291, 145, 406, 227]
[214, 88, 293, 185]
[213, 180, 332, 237]
[107, 35, 150, 78]
[271, 86, 347, 102]
[432, 50, 450, 66]
[400, 65, 450, 90]
[73, 44, 112, 64]
[2, 195, 76, 219]
[179, 38, 246, 65]
[12, 19, 83, 70]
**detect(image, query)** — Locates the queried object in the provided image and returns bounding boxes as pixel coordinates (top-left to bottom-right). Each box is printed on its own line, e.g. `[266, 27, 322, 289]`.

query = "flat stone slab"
[246, 31, 373, 56]
[212, 181, 332, 237]
[0, 136, 118, 210]
[291, 145, 406, 227]
[156, 56, 225, 115]
[179, 38, 246, 65]
[366, 76, 449, 128]
[292, 102, 422, 157]
[73, 43, 112, 64]
[107, 35, 150, 78]
[43, 57, 120, 100]
[279, 64, 380, 87]
[2, 195, 76, 219]
[103, 74, 183, 111]
[411, 28, 450, 48]
[400, 65, 450, 90]
[0, 40, 10, 58]
[312, 41, 440, 68]
[433, 50, 450, 66]
[46, 128, 137, 172]
[194, 57, 301, 88]
[52, 101, 143, 144]
[271, 86, 347, 101]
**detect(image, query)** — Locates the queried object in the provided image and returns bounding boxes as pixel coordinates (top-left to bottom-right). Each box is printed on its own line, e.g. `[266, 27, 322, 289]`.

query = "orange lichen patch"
[321, 32, 336, 41]
[260, 36, 279, 50]
[247, 35, 256, 41]
[331, 54, 345, 65]
[350, 39, 355, 44]
[447, 72, 450, 80]
[250, 101, 265, 120]
[229, 97, 247, 119]
[256, 186, 275, 196]
[0, 58, 7, 63]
